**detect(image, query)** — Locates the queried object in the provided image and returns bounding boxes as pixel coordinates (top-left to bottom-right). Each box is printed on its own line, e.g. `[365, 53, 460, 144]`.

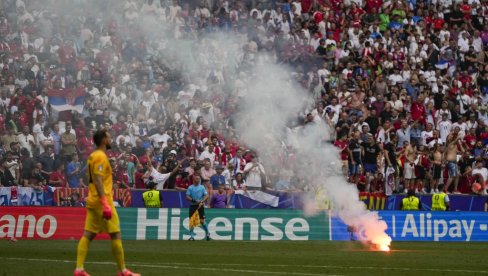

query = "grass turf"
[0, 240, 486, 276]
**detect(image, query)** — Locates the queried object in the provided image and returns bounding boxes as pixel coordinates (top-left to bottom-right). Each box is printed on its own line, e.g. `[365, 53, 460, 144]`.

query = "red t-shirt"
[175, 175, 190, 190]
[464, 134, 476, 149]
[49, 171, 67, 187]
[301, 0, 312, 13]
[112, 122, 126, 136]
[411, 102, 426, 125]
[433, 18, 444, 30]
[77, 136, 94, 160]
[460, 4, 472, 19]
[58, 46, 75, 65]
[334, 139, 348, 160]
[139, 155, 149, 166]
[17, 112, 30, 128]
[134, 171, 145, 189]
[366, 0, 383, 12]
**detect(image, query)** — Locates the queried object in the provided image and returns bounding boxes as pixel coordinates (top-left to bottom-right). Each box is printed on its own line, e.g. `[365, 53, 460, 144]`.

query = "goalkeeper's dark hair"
[93, 129, 108, 147]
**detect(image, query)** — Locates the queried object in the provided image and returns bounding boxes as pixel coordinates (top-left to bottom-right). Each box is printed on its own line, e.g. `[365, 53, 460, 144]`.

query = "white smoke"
[233, 53, 391, 249]
[36, 0, 391, 248]
[136, 8, 392, 249]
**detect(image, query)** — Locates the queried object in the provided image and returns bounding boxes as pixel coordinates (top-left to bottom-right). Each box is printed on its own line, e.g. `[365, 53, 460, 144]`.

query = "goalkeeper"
[74, 130, 139, 276]
[186, 175, 210, 241]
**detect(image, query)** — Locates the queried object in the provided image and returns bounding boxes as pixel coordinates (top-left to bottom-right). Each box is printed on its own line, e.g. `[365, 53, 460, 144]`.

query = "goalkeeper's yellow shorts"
[84, 205, 120, 234]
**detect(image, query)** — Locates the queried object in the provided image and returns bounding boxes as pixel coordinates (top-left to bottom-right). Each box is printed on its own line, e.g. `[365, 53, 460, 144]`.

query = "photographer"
[61, 192, 85, 207]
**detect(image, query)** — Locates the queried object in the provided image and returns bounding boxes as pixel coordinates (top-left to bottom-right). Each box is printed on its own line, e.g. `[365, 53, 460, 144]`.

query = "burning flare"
[372, 235, 392, 252]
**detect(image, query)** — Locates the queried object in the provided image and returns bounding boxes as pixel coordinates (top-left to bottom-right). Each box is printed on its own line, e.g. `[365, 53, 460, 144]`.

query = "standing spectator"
[0, 158, 15, 186]
[17, 125, 35, 155]
[1, 127, 19, 152]
[431, 144, 443, 193]
[334, 134, 349, 176]
[67, 154, 84, 188]
[49, 163, 68, 188]
[438, 113, 452, 144]
[348, 131, 362, 186]
[445, 133, 461, 193]
[199, 143, 216, 167]
[362, 134, 381, 192]
[403, 141, 417, 193]
[233, 172, 246, 190]
[61, 121, 77, 159]
[471, 160, 488, 195]
[396, 119, 412, 149]
[230, 148, 246, 176]
[210, 165, 226, 191]
[200, 159, 216, 196]
[210, 184, 228, 208]
[78, 130, 94, 160]
[39, 146, 55, 181]
[38, 126, 55, 154]
[243, 155, 265, 190]
[51, 124, 62, 156]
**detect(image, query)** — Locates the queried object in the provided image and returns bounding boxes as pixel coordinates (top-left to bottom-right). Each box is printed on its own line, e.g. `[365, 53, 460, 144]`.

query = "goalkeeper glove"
[100, 196, 112, 220]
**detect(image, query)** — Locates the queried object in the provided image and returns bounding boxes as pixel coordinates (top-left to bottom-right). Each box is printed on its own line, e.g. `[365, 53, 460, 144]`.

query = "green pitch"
[0, 240, 485, 276]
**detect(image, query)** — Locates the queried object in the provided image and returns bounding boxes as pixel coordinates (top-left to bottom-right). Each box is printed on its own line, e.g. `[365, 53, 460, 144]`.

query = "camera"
[60, 197, 73, 206]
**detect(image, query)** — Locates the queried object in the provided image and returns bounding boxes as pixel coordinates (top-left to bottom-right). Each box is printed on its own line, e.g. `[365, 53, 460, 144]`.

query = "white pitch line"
[135, 261, 488, 274]
[0, 257, 336, 276]
[3, 256, 488, 275]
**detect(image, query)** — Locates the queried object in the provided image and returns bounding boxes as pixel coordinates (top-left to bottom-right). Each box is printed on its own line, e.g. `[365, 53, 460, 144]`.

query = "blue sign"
[385, 195, 487, 211]
[331, 211, 488, 242]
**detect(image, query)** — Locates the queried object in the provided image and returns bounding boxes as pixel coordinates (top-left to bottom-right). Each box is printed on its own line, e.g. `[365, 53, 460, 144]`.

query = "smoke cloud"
[232, 51, 391, 250]
[29, 0, 390, 248]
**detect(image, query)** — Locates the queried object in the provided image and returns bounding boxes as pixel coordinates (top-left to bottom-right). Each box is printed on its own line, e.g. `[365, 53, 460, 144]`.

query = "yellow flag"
[189, 209, 201, 228]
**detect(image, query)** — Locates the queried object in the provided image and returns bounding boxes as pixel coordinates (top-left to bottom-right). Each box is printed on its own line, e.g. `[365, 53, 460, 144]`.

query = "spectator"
[18, 125, 35, 155]
[210, 165, 226, 191]
[49, 163, 68, 188]
[39, 146, 55, 181]
[233, 172, 246, 191]
[61, 121, 76, 159]
[210, 184, 227, 208]
[200, 158, 216, 195]
[243, 155, 265, 190]
[362, 134, 381, 192]
[66, 154, 84, 188]
[0, 158, 15, 187]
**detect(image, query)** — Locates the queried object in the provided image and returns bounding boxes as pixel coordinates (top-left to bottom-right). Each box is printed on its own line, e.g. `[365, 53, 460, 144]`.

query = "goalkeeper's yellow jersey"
[86, 149, 114, 208]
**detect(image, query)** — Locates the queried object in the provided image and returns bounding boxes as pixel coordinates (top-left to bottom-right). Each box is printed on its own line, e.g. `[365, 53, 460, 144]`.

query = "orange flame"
[372, 235, 392, 252]
[378, 243, 390, 252]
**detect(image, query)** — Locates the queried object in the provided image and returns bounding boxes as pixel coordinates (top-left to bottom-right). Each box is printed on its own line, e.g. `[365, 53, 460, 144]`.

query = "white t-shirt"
[438, 120, 452, 143]
[421, 130, 433, 146]
[243, 162, 265, 188]
[150, 168, 171, 190]
[149, 133, 171, 145]
[472, 167, 488, 183]
[199, 151, 216, 167]
[17, 133, 35, 153]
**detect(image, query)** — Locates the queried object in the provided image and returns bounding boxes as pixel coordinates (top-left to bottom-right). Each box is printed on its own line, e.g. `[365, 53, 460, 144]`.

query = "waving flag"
[48, 88, 85, 113]
[189, 207, 201, 228]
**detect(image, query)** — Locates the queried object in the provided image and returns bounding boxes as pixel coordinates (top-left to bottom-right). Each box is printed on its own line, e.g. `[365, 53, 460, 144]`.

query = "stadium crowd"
[0, 0, 487, 202]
